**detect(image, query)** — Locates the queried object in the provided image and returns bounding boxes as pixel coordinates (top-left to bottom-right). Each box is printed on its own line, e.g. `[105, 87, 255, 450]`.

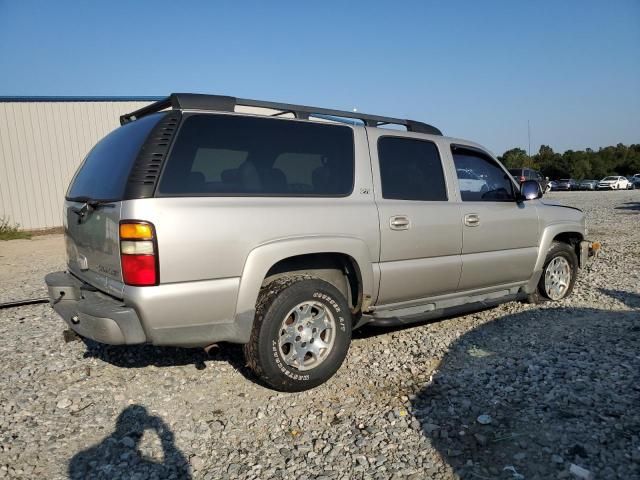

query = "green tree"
[499, 143, 640, 180]
[498, 148, 529, 168]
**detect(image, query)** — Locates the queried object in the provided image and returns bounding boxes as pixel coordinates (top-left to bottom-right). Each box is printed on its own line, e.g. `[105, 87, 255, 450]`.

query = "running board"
[363, 293, 523, 328]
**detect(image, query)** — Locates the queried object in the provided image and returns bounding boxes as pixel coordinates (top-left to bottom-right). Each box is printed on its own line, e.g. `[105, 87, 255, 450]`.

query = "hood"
[539, 200, 583, 213]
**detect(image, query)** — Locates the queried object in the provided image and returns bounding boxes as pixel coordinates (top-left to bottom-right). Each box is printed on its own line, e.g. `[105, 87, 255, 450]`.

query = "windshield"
[67, 113, 164, 201]
[602, 176, 617, 181]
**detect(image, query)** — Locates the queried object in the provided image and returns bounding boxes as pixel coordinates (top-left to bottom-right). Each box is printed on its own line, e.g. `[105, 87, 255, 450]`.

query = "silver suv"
[45, 93, 599, 391]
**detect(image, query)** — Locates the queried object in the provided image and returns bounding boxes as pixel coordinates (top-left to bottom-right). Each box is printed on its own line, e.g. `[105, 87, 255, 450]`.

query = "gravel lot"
[0, 190, 638, 480]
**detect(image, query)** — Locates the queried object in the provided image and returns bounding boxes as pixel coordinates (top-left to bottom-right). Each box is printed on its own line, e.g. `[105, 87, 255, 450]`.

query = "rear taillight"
[119, 221, 158, 286]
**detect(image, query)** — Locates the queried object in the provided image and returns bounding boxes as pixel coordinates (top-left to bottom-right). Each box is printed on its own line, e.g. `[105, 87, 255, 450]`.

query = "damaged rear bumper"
[44, 271, 147, 345]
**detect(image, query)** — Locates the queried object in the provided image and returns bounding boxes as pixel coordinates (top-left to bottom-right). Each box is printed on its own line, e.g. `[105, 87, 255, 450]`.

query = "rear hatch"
[64, 112, 171, 297]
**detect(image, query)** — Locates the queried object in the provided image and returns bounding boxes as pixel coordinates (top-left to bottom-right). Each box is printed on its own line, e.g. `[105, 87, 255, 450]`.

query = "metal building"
[0, 97, 159, 230]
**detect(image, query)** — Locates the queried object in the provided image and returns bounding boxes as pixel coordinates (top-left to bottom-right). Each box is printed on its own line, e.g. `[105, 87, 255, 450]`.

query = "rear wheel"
[244, 275, 352, 391]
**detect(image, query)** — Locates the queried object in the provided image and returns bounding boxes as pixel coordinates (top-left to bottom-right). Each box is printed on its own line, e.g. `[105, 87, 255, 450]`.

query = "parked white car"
[597, 176, 629, 190]
[456, 168, 488, 193]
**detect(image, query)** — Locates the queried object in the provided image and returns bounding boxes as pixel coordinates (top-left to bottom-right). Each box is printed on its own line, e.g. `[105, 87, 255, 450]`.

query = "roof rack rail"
[120, 93, 442, 135]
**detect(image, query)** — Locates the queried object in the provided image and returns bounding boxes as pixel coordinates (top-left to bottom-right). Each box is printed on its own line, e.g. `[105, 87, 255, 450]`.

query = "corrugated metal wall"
[0, 100, 152, 230]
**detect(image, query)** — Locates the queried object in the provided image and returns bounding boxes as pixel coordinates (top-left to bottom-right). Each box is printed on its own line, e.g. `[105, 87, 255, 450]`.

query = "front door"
[370, 131, 463, 305]
[449, 145, 539, 291]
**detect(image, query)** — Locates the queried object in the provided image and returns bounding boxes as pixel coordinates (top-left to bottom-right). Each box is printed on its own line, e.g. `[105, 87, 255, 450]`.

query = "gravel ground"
[0, 190, 638, 480]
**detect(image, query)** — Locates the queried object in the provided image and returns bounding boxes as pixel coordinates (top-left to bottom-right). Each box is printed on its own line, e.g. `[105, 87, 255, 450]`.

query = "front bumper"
[579, 240, 601, 269]
[45, 271, 147, 345]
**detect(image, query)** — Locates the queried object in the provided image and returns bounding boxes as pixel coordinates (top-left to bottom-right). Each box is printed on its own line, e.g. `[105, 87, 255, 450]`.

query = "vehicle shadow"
[68, 404, 192, 479]
[615, 201, 640, 212]
[599, 288, 640, 309]
[81, 339, 253, 380]
[412, 306, 640, 479]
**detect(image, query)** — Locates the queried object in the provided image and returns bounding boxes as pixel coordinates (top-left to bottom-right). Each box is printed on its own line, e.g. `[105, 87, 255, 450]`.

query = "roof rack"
[120, 93, 442, 135]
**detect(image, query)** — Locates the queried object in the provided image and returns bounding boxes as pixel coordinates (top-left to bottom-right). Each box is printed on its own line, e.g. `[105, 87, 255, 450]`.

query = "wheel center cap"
[298, 327, 313, 343]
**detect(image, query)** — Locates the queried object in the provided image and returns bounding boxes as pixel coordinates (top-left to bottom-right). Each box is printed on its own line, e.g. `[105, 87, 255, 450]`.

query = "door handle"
[390, 215, 410, 230]
[464, 213, 480, 227]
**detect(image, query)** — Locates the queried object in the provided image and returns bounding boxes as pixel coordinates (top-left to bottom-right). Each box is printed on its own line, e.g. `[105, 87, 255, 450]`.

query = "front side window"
[452, 147, 516, 202]
[158, 114, 354, 196]
[377, 137, 447, 201]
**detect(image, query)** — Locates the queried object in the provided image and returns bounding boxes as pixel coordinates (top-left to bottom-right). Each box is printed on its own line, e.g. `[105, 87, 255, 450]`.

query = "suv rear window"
[158, 114, 354, 196]
[67, 113, 164, 201]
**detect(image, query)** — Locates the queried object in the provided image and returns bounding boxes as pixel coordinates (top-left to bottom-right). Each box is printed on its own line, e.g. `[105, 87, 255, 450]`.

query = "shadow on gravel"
[81, 339, 252, 379]
[412, 307, 640, 479]
[600, 288, 640, 309]
[615, 201, 640, 212]
[68, 405, 192, 479]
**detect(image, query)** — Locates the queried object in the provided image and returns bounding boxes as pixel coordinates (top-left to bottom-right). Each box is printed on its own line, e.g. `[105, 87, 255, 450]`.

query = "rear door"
[64, 113, 167, 297]
[449, 145, 539, 291]
[369, 130, 462, 305]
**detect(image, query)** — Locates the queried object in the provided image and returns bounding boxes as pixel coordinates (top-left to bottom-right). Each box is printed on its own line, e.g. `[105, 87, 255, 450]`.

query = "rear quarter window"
[67, 113, 164, 201]
[158, 114, 355, 196]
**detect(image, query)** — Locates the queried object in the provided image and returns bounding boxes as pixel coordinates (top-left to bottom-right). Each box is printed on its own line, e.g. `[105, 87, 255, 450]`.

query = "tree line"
[498, 143, 640, 180]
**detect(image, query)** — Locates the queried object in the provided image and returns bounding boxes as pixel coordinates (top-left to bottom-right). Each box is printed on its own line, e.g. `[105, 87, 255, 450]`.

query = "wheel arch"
[262, 252, 362, 313]
[525, 224, 585, 294]
[233, 236, 375, 340]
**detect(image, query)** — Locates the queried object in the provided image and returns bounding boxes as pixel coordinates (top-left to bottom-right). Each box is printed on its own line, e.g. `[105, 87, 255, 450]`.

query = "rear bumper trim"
[44, 271, 147, 345]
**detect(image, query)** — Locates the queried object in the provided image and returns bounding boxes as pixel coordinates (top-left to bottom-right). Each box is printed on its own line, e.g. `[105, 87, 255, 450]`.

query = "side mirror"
[518, 180, 542, 201]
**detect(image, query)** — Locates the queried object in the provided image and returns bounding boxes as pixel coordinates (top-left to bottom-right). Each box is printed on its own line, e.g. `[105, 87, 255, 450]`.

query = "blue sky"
[0, 0, 638, 155]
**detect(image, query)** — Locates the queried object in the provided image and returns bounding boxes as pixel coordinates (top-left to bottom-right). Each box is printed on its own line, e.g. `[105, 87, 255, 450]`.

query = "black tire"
[535, 241, 578, 302]
[244, 275, 352, 392]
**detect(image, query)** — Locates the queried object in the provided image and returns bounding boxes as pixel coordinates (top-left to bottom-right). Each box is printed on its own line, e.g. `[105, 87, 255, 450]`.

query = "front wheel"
[536, 241, 578, 301]
[244, 276, 352, 392]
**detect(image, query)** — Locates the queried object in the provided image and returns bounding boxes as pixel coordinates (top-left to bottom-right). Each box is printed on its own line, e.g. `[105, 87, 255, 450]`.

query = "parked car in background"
[630, 176, 640, 189]
[598, 176, 629, 190]
[508, 168, 549, 193]
[555, 179, 578, 191]
[625, 177, 636, 189]
[578, 179, 598, 191]
[456, 168, 488, 193]
[548, 180, 558, 191]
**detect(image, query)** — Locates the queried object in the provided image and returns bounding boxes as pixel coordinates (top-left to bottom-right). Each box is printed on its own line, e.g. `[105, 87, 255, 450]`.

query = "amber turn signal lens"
[120, 223, 153, 240]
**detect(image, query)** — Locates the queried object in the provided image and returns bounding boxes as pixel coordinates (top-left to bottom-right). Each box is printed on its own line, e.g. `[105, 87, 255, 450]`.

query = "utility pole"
[527, 120, 531, 158]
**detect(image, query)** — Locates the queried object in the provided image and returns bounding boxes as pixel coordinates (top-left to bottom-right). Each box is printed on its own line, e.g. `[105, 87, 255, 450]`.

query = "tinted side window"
[158, 114, 354, 196]
[452, 148, 516, 202]
[67, 113, 164, 200]
[378, 137, 447, 201]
